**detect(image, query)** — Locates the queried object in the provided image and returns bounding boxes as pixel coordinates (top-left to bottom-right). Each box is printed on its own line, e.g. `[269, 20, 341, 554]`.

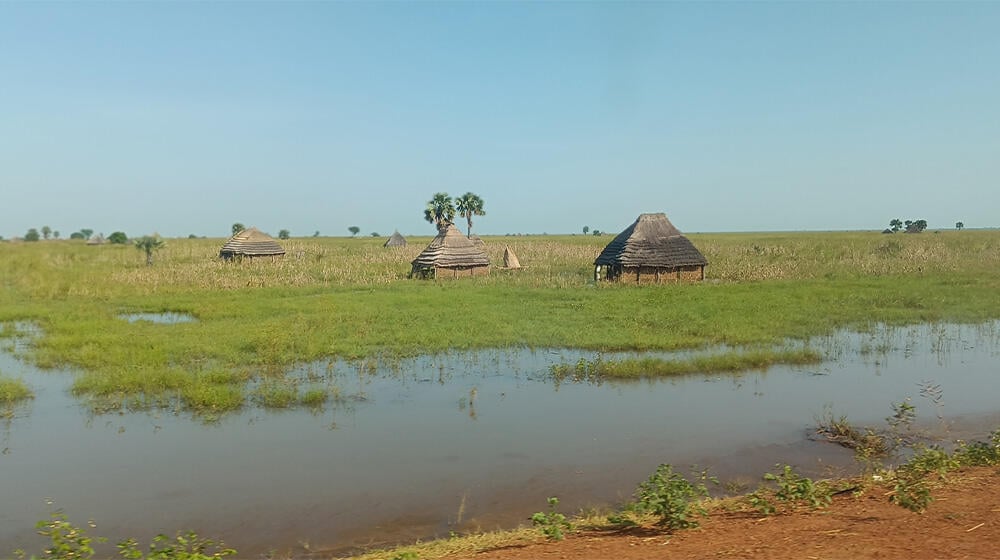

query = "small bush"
[531, 497, 572, 541]
[632, 464, 715, 530]
[14, 511, 236, 560]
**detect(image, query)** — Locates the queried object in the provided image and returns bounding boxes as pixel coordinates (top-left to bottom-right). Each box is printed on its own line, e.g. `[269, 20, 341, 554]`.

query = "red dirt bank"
[444, 467, 1000, 560]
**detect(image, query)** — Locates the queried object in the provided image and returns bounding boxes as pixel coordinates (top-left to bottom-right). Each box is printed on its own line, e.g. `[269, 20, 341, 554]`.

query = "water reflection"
[0, 321, 998, 558]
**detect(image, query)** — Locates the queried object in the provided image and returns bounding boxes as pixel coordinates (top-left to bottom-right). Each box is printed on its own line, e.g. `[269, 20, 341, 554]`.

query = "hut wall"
[437, 265, 490, 278]
[611, 265, 704, 284]
[411, 265, 490, 279]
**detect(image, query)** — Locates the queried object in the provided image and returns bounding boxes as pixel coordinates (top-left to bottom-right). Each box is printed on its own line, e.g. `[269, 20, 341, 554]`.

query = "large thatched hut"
[594, 213, 707, 283]
[410, 225, 490, 279]
[383, 230, 407, 248]
[219, 227, 285, 261]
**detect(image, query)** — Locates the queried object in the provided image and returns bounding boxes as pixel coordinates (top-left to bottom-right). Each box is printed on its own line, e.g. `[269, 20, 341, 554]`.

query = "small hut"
[383, 230, 407, 248]
[594, 213, 707, 283]
[219, 227, 285, 261]
[86, 234, 105, 246]
[410, 224, 490, 279]
[502, 245, 521, 269]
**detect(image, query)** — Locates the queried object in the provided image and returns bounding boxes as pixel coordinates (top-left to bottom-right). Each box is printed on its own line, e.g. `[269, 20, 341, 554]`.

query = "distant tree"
[313, 230, 320, 237]
[278, 229, 290, 240]
[231, 223, 245, 236]
[108, 231, 128, 244]
[424, 192, 456, 232]
[370, 232, 379, 237]
[889, 218, 903, 232]
[134, 235, 165, 266]
[583, 226, 590, 235]
[956, 221, 965, 230]
[53, 231, 60, 239]
[188, 234, 199, 239]
[905, 219, 928, 233]
[80, 228, 94, 239]
[348, 226, 360, 237]
[455, 192, 486, 237]
[25, 228, 40, 242]
[41, 226, 51, 240]
[592, 229, 601, 236]
[70, 232, 85, 240]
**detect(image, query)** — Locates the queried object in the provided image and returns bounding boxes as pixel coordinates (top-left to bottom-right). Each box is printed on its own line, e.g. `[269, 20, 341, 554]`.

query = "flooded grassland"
[1, 231, 999, 556]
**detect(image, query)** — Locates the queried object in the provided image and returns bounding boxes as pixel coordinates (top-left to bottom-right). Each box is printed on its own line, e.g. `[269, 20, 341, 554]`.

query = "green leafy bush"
[633, 464, 715, 530]
[531, 497, 572, 541]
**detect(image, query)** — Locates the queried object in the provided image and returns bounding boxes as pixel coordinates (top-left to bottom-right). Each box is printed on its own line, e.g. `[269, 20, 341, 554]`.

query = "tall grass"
[1, 230, 998, 413]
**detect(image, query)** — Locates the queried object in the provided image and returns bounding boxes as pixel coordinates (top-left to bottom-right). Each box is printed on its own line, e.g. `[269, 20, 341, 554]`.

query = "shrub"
[531, 497, 571, 541]
[633, 464, 715, 530]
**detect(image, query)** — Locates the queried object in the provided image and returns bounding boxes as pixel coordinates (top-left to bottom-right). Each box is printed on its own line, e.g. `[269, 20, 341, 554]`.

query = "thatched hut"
[219, 227, 285, 261]
[383, 230, 407, 248]
[410, 225, 490, 279]
[86, 234, 105, 246]
[594, 213, 707, 283]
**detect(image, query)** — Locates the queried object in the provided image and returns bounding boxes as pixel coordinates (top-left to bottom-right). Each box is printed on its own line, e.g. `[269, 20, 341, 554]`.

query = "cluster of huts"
[219, 212, 707, 284]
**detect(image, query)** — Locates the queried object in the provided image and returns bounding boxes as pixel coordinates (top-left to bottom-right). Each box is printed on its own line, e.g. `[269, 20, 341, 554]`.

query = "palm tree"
[134, 235, 165, 266]
[455, 192, 486, 237]
[956, 222, 964, 230]
[424, 192, 456, 232]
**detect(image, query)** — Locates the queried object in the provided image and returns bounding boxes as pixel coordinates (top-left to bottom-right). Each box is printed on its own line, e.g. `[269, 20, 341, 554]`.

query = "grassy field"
[1, 229, 998, 415]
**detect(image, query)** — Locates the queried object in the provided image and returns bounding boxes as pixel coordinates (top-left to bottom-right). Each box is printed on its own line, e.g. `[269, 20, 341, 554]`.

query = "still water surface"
[1, 322, 998, 557]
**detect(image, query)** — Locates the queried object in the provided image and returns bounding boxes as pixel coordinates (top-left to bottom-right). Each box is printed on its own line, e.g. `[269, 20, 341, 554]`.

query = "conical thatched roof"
[594, 213, 707, 268]
[411, 225, 490, 270]
[383, 230, 407, 248]
[503, 245, 521, 269]
[86, 234, 105, 245]
[219, 227, 285, 259]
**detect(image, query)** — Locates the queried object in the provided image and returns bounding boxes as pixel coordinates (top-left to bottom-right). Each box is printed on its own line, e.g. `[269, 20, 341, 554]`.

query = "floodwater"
[118, 312, 198, 324]
[1, 322, 998, 558]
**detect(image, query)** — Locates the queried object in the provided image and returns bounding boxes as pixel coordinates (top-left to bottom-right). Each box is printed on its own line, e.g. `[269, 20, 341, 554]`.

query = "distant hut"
[219, 227, 285, 261]
[410, 224, 490, 279]
[383, 230, 407, 248]
[86, 234, 105, 246]
[594, 213, 707, 283]
[502, 245, 521, 269]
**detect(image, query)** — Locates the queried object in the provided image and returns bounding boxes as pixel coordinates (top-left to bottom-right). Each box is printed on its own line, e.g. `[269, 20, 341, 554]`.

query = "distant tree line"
[886, 218, 928, 234]
[21, 226, 128, 243]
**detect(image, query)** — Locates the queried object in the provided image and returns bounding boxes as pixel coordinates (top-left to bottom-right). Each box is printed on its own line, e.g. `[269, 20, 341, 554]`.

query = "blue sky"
[2, 1, 998, 239]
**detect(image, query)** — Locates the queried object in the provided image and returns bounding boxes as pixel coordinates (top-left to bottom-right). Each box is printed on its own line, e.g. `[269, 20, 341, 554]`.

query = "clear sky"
[2, 1, 998, 239]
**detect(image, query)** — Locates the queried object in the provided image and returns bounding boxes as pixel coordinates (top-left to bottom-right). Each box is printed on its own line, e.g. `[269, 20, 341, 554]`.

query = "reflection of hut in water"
[219, 227, 285, 261]
[410, 225, 490, 279]
[383, 230, 407, 248]
[86, 234, 105, 246]
[594, 213, 707, 283]
[502, 245, 521, 269]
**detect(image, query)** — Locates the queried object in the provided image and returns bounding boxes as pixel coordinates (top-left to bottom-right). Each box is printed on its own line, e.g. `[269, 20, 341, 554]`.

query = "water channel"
[1, 322, 998, 557]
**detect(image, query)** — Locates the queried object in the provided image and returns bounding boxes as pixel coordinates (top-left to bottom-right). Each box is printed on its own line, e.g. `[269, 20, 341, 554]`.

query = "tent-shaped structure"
[383, 230, 407, 248]
[219, 227, 285, 261]
[86, 234, 105, 246]
[410, 225, 490, 279]
[503, 245, 521, 269]
[594, 213, 707, 283]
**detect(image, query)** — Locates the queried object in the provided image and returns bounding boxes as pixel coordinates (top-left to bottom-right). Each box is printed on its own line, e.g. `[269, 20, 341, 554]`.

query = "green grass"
[550, 348, 823, 382]
[0, 375, 33, 404]
[1, 230, 998, 413]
